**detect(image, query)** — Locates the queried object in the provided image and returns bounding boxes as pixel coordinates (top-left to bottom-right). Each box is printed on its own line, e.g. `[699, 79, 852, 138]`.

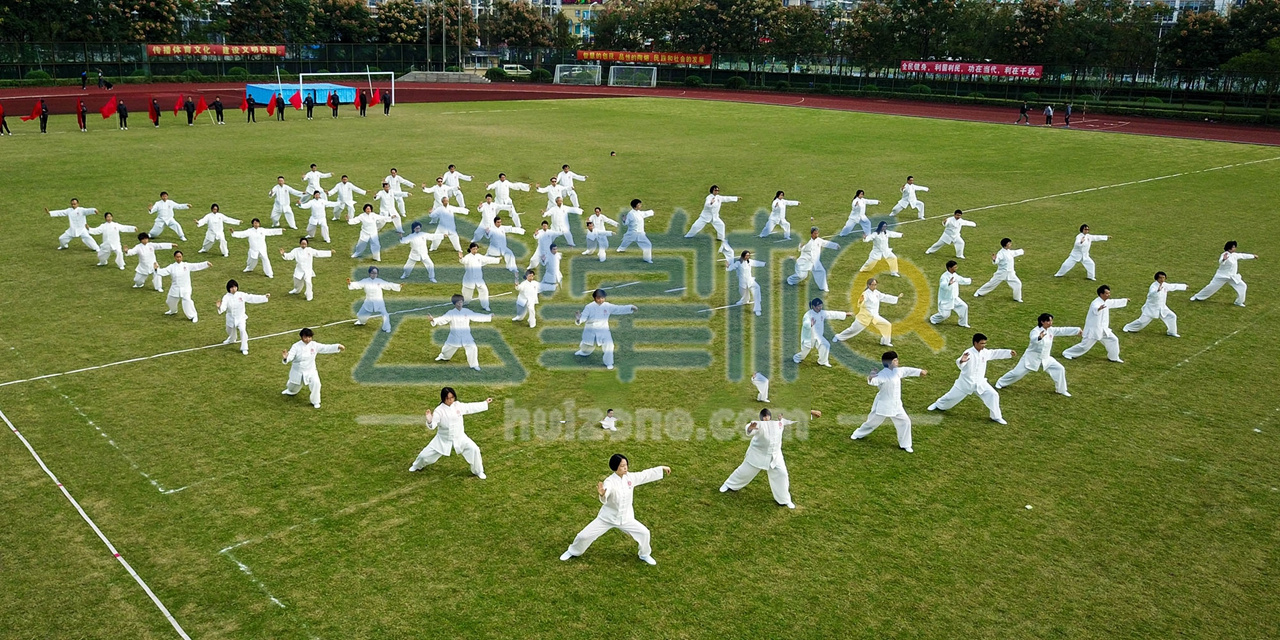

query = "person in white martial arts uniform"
[560, 454, 671, 565]
[373, 182, 409, 235]
[752, 372, 770, 402]
[155, 250, 212, 322]
[216, 279, 269, 354]
[536, 177, 569, 210]
[686, 185, 738, 240]
[513, 269, 555, 328]
[409, 387, 492, 478]
[485, 216, 525, 279]
[792, 297, 849, 367]
[383, 168, 415, 217]
[268, 177, 304, 229]
[302, 163, 331, 197]
[584, 207, 619, 259]
[146, 191, 191, 240]
[1061, 284, 1128, 362]
[600, 409, 618, 431]
[195, 204, 240, 257]
[760, 191, 798, 239]
[472, 195, 504, 244]
[838, 190, 881, 237]
[925, 209, 976, 259]
[348, 266, 402, 332]
[123, 233, 173, 290]
[540, 244, 564, 292]
[974, 238, 1025, 302]
[528, 221, 562, 271]
[281, 327, 344, 409]
[442, 164, 472, 208]
[422, 176, 452, 208]
[719, 408, 796, 508]
[833, 278, 900, 346]
[575, 289, 638, 371]
[889, 175, 928, 220]
[787, 227, 840, 291]
[555, 164, 587, 208]
[860, 221, 903, 277]
[996, 313, 1081, 396]
[616, 199, 655, 263]
[232, 218, 283, 278]
[281, 237, 332, 301]
[299, 191, 340, 243]
[47, 198, 101, 251]
[89, 212, 137, 269]
[327, 175, 366, 220]
[428, 294, 493, 370]
[1190, 240, 1256, 307]
[543, 197, 583, 247]
[348, 204, 394, 261]
[852, 351, 926, 453]
[428, 196, 469, 252]
[459, 242, 502, 311]
[929, 260, 972, 327]
[727, 250, 766, 316]
[1054, 224, 1110, 280]
[1124, 271, 1188, 337]
[928, 333, 1015, 424]
[399, 221, 444, 281]
[487, 173, 530, 225]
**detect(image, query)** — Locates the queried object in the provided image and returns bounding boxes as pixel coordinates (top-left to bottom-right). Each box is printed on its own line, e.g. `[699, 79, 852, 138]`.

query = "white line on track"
[0, 406, 192, 640]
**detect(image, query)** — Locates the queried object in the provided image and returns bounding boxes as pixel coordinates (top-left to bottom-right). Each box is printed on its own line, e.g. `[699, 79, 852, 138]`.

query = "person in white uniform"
[399, 221, 444, 281]
[833, 278, 899, 346]
[373, 182, 409, 235]
[442, 164, 472, 208]
[560, 454, 671, 566]
[215, 279, 269, 354]
[838, 189, 880, 237]
[472, 195, 504, 244]
[409, 387, 491, 478]
[281, 328, 344, 409]
[487, 173, 530, 225]
[996, 313, 1082, 396]
[536, 177, 569, 210]
[926, 209, 976, 259]
[540, 244, 563, 292]
[383, 168, 415, 217]
[928, 333, 1015, 424]
[584, 207, 619, 259]
[787, 227, 840, 291]
[422, 176, 452, 208]
[555, 164, 587, 208]
[1061, 284, 1128, 362]
[299, 191, 340, 243]
[1190, 240, 1256, 307]
[616, 199, 655, 263]
[930, 260, 972, 327]
[543, 196, 583, 247]
[348, 266, 402, 332]
[792, 297, 849, 367]
[485, 216, 525, 278]
[301, 164, 331, 196]
[281, 237, 332, 301]
[512, 269, 555, 328]
[89, 212, 137, 269]
[760, 191, 798, 239]
[123, 233, 173, 290]
[459, 242, 502, 311]
[727, 250, 766, 316]
[1054, 224, 1110, 280]
[155, 250, 212, 322]
[348, 204, 394, 261]
[268, 177, 304, 229]
[719, 408, 796, 508]
[889, 175, 928, 219]
[1124, 271, 1187, 337]
[852, 351, 926, 453]
[232, 218, 283, 278]
[428, 294, 493, 370]
[327, 175, 366, 220]
[528, 221, 561, 271]
[196, 204, 240, 256]
[860, 221, 903, 277]
[575, 289, 638, 371]
[428, 196, 469, 253]
[686, 185, 737, 240]
[147, 191, 191, 240]
[47, 198, 101, 251]
[974, 238, 1025, 302]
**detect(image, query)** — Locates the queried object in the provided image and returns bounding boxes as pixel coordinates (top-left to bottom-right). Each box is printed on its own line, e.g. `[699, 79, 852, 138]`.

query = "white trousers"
[60, 229, 100, 251]
[402, 254, 435, 280]
[513, 300, 538, 327]
[306, 218, 331, 243]
[201, 229, 229, 256]
[134, 269, 163, 290]
[1123, 308, 1177, 335]
[566, 517, 651, 559]
[395, 196, 408, 216]
[462, 282, 490, 310]
[166, 292, 197, 322]
[576, 328, 616, 367]
[1062, 332, 1121, 361]
[926, 235, 964, 258]
[738, 283, 762, 314]
[787, 262, 829, 291]
[270, 204, 296, 229]
[97, 244, 125, 268]
[930, 300, 969, 326]
[436, 340, 480, 368]
[333, 202, 355, 220]
[356, 299, 391, 332]
[839, 215, 871, 237]
[562, 188, 578, 208]
[1055, 255, 1095, 279]
[245, 252, 274, 278]
[584, 236, 609, 261]
[860, 252, 899, 275]
[759, 215, 790, 239]
[148, 218, 186, 240]
[617, 231, 652, 261]
[1192, 275, 1246, 305]
[723, 460, 791, 505]
[996, 358, 1068, 394]
[225, 319, 250, 353]
[834, 316, 892, 345]
[975, 271, 1022, 302]
[853, 411, 912, 449]
[282, 376, 321, 408]
[410, 437, 484, 476]
[352, 235, 382, 261]
[429, 231, 462, 253]
[890, 198, 924, 219]
[379, 212, 404, 234]
[793, 336, 832, 366]
[933, 380, 1002, 420]
[291, 275, 315, 301]
[685, 214, 726, 240]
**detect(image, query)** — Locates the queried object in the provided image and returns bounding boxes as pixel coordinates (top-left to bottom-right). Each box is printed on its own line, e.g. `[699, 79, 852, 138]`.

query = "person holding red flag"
[77, 99, 88, 132]
[274, 94, 286, 121]
[244, 95, 256, 123]
[327, 92, 339, 118]
[358, 90, 369, 117]
[149, 98, 161, 128]
[289, 90, 303, 114]
[209, 96, 223, 124]
[20, 99, 41, 129]
[0, 102, 10, 135]
[195, 95, 208, 120]
[183, 96, 196, 126]
[117, 101, 129, 130]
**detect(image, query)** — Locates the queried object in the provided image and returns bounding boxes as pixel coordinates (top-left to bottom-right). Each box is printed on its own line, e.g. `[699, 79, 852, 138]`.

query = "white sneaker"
[819, 362, 832, 368]
[1168, 333, 1180, 338]
[902, 447, 913, 453]
[1058, 391, 1072, 397]
[638, 555, 657, 566]
[1234, 302, 1246, 307]
[574, 351, 589, 357]
[559, 551, 574, 561]
[785, 502, 796, 509]
[164, 310, 176, 315]
[241, 350, 249, 356]
[222, 337, 234, 344]
[719, 484, 729, 493]
[927, 404, 938, 411]
[992, 418, 1007, 425]
[606, 364, 614, 370]
[477, 472, 486, 480]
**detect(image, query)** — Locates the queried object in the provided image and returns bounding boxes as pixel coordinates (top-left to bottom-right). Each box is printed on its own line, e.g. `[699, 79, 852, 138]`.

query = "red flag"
[195, 95, 208, 117]
[327, 92, 338, 109]
[0, 102, 5, 119]
[266, 94, 277, 117]
[149, 100, 159, 124]
[372, 88, 381, 106]
[240, 93, 249, 112]
[99, 96, 118, 119]
[289, 91, 302, 110]
[173, 94, 183, 116]
[21, 100, 40, 122]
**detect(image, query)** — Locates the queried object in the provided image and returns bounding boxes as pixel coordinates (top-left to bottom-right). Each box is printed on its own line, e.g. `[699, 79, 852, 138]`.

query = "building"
[561, 0, 601, 41]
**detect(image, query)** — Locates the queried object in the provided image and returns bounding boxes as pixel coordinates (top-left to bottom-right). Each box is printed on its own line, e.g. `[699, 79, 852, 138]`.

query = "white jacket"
[283, 340, 340, 386]
[49, 206, 97, 233]
[993, 248, 1024, 273]
[460, 252, 501, 286]
[577, 301, 634, 329]
[941, 217, 976, 239]
[125, 242, 173, 274]
[1019, 326, 1080, 370]
[742, 419, 794, 470]
[937, 271, 971, 308]
[232, 227, 283, 258]
[800, 309, 846, 345]
[156, 260, 210, 296]
[218, 291, 268, 325]
[149, 199, 190, 222]
[868, 367, 924, 416]
[328, 181, 367, 205]
[282, 246, 332, 278]
[270, 184, 304, 208]
[487, 179, 530, 203]
[1081, 296, 1128, 340]
[625, 209, 654, 234]
[348, 277, 401, 302]
[432, 308, 492, 343]
[1068, 233, 1109, 260]
[1142, 280, 1187, 315]
[422, 400, 488, 456]
[197, 212, 241, 236]
[596, 467, 665, 526]
[302, 170, 332, 194]
[89, 221, 137, 248]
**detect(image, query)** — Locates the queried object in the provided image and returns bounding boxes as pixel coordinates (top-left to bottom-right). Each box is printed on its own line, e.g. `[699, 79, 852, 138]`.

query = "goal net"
[553, 65, 602, 86]
[608, 65, 657, 88]
[298, 71, 396, 105]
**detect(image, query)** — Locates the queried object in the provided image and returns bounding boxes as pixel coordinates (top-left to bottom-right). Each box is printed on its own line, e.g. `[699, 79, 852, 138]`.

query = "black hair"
[562, 164, 570, 169]
[609, 453, 627, 471]
[277, 176, 284, 180]
[173, 250, 183, 257]
[448, 164, 456, 170]
[310, 163, 317, 169]
[630, 199, 641, 208]
[972, 333, 987, 343]
[440, 387, 457, 403]
[1001, 238, 1012, 248]
[760, 408, 772, 419]
[411, 221, 422, 231]
[300, 327, 314, 338]
[451, 294, 464, 304]
[251, 217, 261, 225]
[1079, 223, 1089, 232]
[953, 209, 963, 215]
[226, 279, 238, 292]
[498, 172, 506, 179]
[906, 175, 914, 180]
[525, 268, 536, 276]
[855, 189, 865, 198]
[1224, 240, 1237, 251]
[740, 250, 750, 260]
[210, 203, 219, 210]
[341, 174, 348, 179]
[137, 232, 149, 241]
[299, 237, 309, 245]
[103, 211, 113, 219]
[1097, 284, 1110, 296]
[881, 350, 898, 364]
[363, 204, 373, 211]
[593, 288, 607, 300]
[1154, 271, 1166, 280]
[809, 297, 823, 308]
[1037, 313, 1053, 327]
[775, 190, 784, 198]
[708, 185, 718, 193]
[946, 260, 958, 269]
[468, 242, 479, 251]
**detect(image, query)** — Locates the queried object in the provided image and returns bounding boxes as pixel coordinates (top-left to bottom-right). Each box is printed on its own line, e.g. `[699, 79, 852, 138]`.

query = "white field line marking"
[664, 287, 687, 293]
[51, 387, 184, 494]
[0, 406, 192, 640]
[223, 549, 286, 608]
[580, 280, 641, 296]
[699, 302, 747, 313]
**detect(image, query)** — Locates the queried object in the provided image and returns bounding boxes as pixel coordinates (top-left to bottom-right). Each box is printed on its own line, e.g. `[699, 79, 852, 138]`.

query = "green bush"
[1138, 96, 1164, 105]
[684, 75, 703, 87]
[484, 67, 508, 82]
[773, 80, 790, 91]
[24, 69, 52, 81]
[530, 68, 552, 83]
[814, 83, 831, 94]
[861, 84, 879, 92]
[725, 76, 747, 90]
[179, 69, 205, 81]
[1022, 91, 1040, 102]
[226, 66, 249, 79]
[1209, 100, 1225, 108]
[968, 91, 984, 98]
[130, 68, 151, 78]
[367, 66, 381, 72]
[445, 65, 462, 72]
[906, 83, 932, 95]
[316, 68, 329, 74]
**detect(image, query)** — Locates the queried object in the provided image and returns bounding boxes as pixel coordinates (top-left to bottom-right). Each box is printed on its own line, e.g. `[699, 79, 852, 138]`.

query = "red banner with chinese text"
[900, 61, 1042, 79]
[146, 44, 286, 57]
[576, 50, 711, 67]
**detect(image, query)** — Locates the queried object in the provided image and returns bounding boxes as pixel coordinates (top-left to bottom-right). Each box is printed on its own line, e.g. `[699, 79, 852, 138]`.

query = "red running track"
[2, 81, 1277, 146]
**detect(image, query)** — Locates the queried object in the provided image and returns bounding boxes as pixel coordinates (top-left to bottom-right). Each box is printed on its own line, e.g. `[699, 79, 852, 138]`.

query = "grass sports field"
[2, 97, 1278, 639]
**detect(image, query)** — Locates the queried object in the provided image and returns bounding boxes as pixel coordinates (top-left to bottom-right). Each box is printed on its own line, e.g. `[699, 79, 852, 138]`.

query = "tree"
[843, 1, 899, 68]
[551, 11, 580, 49]
[1000, 0, 1064, 65]
[314, 0, 376, 43]
[769, 5, 828, 63]
[426, 0, 480, 47]
[587, 1, 642, 50]
[1229, 0, 1280, 57]
[226, 0, 317, 43]
[1159, 9, 1231, 82]
[377, 0, 429, 44]
[1221, 37, 1280, 113]
[486, 0, 553, 47]
[887, 0, 960, 61]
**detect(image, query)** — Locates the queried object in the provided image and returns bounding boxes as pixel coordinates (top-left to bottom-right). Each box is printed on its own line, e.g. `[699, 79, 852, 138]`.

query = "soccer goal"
[608, 66, 657, 88]
[298, 70, 396, 104]
[553, 65, 602, 86]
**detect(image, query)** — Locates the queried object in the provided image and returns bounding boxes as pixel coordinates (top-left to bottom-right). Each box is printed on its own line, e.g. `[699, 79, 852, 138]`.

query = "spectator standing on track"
[96, 69, 104, 89]
[81, 70, 88, 90]
[1044, 104, 1054, 126]
[1065, 103, 1073, 128]
[1016, 101, 1030, 124]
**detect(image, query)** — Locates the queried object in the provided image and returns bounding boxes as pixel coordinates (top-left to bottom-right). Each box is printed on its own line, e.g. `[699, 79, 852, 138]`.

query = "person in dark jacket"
[118, 101, 129, 130]
[77, 99, 88, 132]
[184, 96, 196, 126]
[304, 93, 315, 120]
[359, 90, 369, 117]
[275, 94, 286, 121]
[81, 70, 88, 90]
[212, 96, 224, 124]
[151, 98, 161, 128]
[40, 99, 49, 133]
[382, 90, 392, 116]
[247, 96, 257, 123]
[328, 92, 339, 118]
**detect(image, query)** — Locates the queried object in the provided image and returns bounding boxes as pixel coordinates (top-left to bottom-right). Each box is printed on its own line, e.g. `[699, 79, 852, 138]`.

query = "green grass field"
[2, 97, 1279, 639]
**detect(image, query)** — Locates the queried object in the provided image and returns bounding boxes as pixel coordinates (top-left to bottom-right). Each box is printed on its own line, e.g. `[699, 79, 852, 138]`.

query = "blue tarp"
[245, 83, 357, 106]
